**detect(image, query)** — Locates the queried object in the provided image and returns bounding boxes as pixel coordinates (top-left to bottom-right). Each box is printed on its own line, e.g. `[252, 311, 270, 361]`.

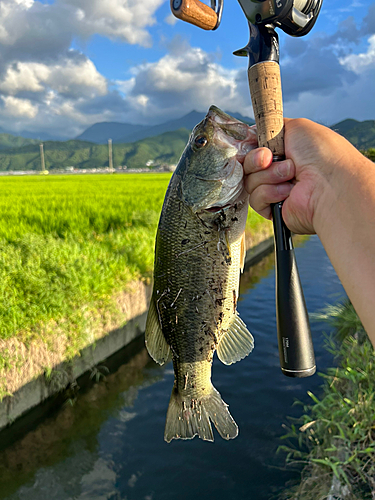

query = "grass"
[0, 174, 165, 238]
[0, 174, 170, 342]
[279, 300, 375, 500]
[0, 173, 269, 372]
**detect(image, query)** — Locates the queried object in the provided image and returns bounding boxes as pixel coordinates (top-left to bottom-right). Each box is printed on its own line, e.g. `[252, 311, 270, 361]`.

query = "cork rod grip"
[170, 0, 217, 31]
[248, 61, 284, 158]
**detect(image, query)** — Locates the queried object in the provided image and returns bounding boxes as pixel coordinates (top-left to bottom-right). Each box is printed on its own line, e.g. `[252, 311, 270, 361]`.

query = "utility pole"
[108, 138, 113, 172]
[40, 143, 46, 173]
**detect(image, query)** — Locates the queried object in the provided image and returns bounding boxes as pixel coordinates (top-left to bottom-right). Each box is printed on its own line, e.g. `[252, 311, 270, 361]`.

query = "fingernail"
[254, 149, 264, 168]
[277, 183, 293, 196]
[276, 161, 290, 178]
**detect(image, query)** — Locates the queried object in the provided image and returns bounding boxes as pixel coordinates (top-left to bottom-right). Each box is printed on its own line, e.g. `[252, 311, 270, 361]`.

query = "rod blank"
[248, 60, 316, 378]
[272, 203, 316, 377]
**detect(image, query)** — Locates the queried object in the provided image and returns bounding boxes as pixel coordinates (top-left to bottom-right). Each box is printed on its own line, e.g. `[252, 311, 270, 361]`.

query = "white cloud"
[135, 94, 149, 107]
[0, 0, 31, 45]
[15, 0, 34, 8]
[120, 45, 251, 122]
[0, 0, 164, 59]
[115, 77, 135, 95]
[165, 13, 177, 26]
[338, 1, 365, 13]
[0, 58, 107, 97]
[2, 96, 38, 118]
[45, 59, 108, 97]
[0, 0, 167, 137]
[339, 34, 375, 73]
[60, 0, 165, 46]
[0, 62, 47, 94]
[0, 54, 110, 136]
[284, 64, 375, 125]
[283, 33, 375, 123]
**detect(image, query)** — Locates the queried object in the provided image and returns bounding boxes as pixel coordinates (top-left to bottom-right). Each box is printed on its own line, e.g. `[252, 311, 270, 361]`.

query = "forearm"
[314, 154, 375, 345]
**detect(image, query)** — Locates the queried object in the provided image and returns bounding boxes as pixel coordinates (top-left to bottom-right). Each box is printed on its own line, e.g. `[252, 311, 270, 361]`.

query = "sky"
[0, 0, 374, 139]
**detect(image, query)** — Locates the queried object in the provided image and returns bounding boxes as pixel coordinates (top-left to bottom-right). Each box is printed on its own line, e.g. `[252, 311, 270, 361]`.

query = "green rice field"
[0, 173, 268, 348]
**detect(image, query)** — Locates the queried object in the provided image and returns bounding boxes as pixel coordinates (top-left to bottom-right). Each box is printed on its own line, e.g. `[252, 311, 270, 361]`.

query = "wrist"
[312, 151, 373, 238]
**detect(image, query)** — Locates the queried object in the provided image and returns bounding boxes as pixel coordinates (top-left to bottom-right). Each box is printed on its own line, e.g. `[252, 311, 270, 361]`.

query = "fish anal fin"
[217, 314, 254, 365]
[145, 297, 170, 365]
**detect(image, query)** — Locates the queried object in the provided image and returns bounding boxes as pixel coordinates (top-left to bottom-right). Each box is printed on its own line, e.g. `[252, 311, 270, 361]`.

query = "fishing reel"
[171, 0, 322, 35]
[237, 0, 323, 37]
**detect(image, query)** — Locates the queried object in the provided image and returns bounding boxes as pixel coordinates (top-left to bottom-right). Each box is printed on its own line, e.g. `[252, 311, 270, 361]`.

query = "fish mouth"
[206, 106, 258, 160]
[207, 106, 245, 130]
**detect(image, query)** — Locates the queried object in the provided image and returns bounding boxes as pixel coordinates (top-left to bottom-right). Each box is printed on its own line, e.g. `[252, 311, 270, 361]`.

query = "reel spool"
[237, 0, 323, 37]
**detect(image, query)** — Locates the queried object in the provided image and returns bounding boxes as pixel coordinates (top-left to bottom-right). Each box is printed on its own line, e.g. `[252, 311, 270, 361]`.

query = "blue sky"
[0, 0, 374, 138]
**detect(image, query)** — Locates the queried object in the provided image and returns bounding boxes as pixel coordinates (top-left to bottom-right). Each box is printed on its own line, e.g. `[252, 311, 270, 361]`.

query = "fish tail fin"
[164, 385, 238, 443]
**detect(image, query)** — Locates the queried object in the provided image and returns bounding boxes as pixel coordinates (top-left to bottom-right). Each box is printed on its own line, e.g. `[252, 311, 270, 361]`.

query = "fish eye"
[194, 135, 208, 149]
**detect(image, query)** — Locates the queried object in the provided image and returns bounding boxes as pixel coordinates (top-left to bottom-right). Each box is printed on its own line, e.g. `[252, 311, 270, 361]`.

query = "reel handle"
[170, 0, 218, 31]
[248, 61, 316, 378]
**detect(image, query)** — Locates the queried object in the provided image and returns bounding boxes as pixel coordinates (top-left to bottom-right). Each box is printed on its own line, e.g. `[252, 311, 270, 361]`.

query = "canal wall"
[0, 236, 274, 433]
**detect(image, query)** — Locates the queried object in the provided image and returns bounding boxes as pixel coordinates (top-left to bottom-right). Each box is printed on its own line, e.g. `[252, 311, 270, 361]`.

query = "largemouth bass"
[145, 106, 258, 442]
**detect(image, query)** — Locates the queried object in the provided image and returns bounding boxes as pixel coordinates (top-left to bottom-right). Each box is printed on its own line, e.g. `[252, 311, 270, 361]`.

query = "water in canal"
[0, 235, 346, 500]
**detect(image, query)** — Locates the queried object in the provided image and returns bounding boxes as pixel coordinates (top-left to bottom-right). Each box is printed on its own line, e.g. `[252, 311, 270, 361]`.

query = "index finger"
[243, 147, 273, 175]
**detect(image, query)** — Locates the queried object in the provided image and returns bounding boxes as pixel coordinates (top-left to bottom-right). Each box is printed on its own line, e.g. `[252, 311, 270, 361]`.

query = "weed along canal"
[0, 235, 346, 500]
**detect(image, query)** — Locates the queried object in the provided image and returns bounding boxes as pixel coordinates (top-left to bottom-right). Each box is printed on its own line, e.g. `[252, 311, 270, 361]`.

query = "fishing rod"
[170, 0, 323, 378]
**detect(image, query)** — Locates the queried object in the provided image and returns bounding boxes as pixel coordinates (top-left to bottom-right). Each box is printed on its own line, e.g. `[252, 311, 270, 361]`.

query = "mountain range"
[75, 110, 256, 144]
[0, 112, 372, 172]
[75, 113, 375, 150]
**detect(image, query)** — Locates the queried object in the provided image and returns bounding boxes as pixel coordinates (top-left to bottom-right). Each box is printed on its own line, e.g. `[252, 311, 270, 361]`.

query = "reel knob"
[170, 0, 219, 31]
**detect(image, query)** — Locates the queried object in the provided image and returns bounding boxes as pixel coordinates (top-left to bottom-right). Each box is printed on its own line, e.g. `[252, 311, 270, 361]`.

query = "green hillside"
[0, 134, 39, 151]
[0, 117, 374, 172]
[331, 119, 375, 149]
[0, 129, 190, 171]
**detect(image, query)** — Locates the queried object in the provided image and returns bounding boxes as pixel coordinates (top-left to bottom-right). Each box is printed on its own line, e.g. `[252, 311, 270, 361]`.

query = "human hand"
[243, 118, 355, 235]
[244, 118, 375, 343]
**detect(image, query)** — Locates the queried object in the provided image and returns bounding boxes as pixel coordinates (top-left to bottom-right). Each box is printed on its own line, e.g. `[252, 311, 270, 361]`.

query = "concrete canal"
[0, 235, 346, 500]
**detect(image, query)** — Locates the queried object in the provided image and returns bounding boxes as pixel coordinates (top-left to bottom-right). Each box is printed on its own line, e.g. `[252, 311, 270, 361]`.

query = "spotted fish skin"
[145, 106, 258, 442]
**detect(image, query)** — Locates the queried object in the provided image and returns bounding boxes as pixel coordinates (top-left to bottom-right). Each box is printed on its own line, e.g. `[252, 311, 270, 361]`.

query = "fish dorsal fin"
[217, 314, 254, 365]
[145, 297, 170, 365]
[240, 232, 246, 273]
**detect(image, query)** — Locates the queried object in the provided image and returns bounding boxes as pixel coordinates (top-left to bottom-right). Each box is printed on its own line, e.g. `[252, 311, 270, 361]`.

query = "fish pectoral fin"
[145, 297, 170, 365]
[217, 314, 254, 365]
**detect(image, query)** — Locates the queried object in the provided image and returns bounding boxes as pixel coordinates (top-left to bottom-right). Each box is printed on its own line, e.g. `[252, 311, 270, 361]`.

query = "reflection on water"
[0, 236, 346, 500]
[240, 249, 275, 294]
[240, 235, 310, 295]
[0, 347, 164, 499]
